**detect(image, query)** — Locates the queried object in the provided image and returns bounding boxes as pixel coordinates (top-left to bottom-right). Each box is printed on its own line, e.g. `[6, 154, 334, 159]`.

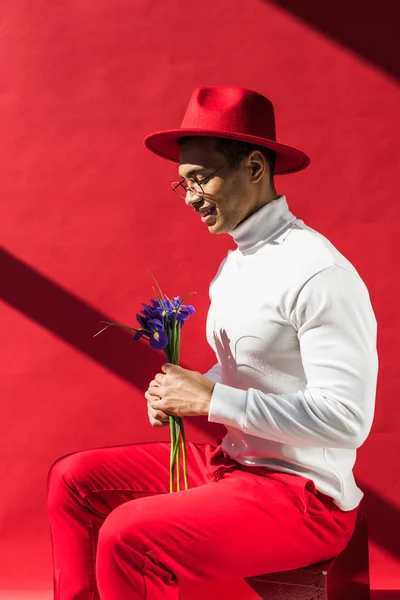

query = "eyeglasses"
[171, 152, 246, 200]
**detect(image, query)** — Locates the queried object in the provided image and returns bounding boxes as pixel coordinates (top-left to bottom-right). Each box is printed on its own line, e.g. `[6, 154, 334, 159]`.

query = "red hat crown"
[180, 86, 277, 142]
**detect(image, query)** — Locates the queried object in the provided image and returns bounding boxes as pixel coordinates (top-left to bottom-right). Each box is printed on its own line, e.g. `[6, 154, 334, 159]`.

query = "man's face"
[178, 138, 252, 235]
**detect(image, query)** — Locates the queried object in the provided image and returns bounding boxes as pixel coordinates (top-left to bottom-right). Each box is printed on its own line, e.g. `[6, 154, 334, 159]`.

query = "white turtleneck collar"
[228, 195, 297, 253]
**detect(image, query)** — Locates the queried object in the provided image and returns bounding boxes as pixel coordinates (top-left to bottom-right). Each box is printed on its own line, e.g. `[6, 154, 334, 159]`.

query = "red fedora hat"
[144, 86, 310, 175]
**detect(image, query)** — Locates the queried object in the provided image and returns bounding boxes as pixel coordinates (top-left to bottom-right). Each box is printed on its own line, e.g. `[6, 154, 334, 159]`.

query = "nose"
[185, 189, 203, 209]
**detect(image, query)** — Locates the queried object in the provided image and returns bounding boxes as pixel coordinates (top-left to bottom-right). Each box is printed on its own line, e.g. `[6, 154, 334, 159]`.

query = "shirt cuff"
[208, 383, 248, 430]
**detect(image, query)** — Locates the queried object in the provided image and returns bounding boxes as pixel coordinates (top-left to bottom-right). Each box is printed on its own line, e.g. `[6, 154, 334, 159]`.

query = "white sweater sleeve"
[203, 362, 222, 383]
[208, 265, 378, 449]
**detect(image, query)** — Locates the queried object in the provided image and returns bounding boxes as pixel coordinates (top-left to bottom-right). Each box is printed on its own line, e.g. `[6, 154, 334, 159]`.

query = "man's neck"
[240, 190, 280, 225]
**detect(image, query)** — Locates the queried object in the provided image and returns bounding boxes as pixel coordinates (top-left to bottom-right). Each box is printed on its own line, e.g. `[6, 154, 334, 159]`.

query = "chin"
[208, 222, 225, 235]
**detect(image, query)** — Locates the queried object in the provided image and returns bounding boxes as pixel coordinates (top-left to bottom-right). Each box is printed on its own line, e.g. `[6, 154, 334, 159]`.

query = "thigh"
[47, 440, 221, 516]
[99, 468, 354, 580]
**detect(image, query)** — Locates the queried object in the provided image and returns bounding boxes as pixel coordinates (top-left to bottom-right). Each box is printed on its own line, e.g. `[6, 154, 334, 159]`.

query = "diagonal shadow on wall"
[264, 0, 400, 80]
[0, 247, 225, 437]
[1, 248, 399, 562]
[0, 247, 165, 391]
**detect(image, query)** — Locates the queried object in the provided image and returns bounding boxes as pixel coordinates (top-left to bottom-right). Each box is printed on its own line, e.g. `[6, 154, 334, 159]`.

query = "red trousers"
[46, 440, 359, 599]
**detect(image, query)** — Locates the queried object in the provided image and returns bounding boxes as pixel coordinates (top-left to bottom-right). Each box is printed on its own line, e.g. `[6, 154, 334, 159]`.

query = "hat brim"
[143, 128, 310, 175]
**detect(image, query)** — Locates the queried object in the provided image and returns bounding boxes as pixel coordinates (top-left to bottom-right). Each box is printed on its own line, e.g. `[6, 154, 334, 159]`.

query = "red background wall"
[0, 1, 399, 598]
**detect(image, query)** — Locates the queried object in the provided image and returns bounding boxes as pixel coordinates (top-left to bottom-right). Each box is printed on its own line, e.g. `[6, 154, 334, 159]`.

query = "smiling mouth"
[200, 208, 214, 217]
[199, 207, 218, 225]
[197, 204, 217, 216]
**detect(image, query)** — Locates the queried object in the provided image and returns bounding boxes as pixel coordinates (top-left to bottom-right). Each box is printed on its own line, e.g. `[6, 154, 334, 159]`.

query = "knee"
[97, 504, 130, 560]
[46, 452, 86, 512]
[97, 501, 156, 558]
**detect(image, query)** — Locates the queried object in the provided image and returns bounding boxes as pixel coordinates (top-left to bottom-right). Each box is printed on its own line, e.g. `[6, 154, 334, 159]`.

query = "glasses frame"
[171, 151, 247, 199]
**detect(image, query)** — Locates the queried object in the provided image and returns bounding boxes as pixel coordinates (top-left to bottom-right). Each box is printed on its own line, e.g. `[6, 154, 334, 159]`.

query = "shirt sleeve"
[203, 362, 222, 383]
[208, 265, 378, 449]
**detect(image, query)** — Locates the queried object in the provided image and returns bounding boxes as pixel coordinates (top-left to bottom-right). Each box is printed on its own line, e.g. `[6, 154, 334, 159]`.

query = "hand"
[147, 363, 215, 418]
[145, 382, 170, 428]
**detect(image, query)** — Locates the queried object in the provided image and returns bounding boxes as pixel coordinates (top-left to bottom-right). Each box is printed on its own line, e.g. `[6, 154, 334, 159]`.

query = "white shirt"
[205, 195, 378, 511]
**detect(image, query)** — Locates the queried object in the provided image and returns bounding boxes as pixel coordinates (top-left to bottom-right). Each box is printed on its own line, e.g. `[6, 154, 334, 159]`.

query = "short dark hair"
[178, 136, 276, 188]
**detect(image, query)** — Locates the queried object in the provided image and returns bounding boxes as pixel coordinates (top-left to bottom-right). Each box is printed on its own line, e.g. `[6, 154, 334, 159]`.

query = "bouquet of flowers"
[94, 275, 195, 493]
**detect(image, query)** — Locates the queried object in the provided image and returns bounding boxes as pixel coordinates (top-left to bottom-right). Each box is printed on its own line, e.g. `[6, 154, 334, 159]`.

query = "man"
[47, 86, 378, 600]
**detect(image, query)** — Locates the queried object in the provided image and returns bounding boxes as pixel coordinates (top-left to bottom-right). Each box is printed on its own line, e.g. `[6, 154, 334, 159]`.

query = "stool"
[245, 504, 369, 599]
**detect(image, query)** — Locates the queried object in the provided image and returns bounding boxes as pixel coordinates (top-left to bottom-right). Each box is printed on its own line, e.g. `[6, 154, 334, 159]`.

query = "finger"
[147, 403, 169, 427]
[154, 373, 164, 385]
[154, 410, 170, 423]
[148, 407, 168, 426]
[144, 390, 160, 403]
[148, 385, 163, 398]
[149, 398, 171, 414]
[148, 403, 169, 422]
[145, 390, 161, 402]
[162, 362, 184, 374]
[149, 418, 168, 428]
[145, 387, 162, 398]
[148, 397, 164, 409]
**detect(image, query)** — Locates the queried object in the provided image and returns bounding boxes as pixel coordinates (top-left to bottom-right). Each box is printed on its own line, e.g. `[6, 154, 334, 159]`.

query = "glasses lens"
[172, 179, 203, 199]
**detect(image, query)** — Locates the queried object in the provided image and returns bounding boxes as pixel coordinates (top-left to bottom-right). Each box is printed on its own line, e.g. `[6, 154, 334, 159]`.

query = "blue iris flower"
[133, 317, 169, 350]
[158, 296, 195, 326]
[133, 296, 195, 349]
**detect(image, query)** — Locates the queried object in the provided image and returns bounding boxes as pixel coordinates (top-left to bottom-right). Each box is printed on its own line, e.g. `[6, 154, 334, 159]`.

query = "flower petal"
[136, 314, 148, 328]
[148, 318, 164, 331]
[150, 329, 169, 350]
[173, 304, 196, 322]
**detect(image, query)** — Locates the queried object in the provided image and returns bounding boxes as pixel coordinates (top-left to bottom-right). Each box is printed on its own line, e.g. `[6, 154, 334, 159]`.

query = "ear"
[248, 150, 266, 183]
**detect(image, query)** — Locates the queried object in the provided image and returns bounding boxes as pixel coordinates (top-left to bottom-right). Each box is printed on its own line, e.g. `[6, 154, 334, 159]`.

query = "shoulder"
[282, 220, 359, 278]
[278, 221, 373, 317]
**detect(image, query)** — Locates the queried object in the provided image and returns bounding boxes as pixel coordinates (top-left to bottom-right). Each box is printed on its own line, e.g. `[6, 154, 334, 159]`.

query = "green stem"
[176, 419, 181, 492]
[175, 322, 180, 364]
[170, 417, 181, 492]
[180, 418, 189, 489]
[165, 322, 188, 493]
[165, 323, 172, 361]
[169, 415, 176, 493]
